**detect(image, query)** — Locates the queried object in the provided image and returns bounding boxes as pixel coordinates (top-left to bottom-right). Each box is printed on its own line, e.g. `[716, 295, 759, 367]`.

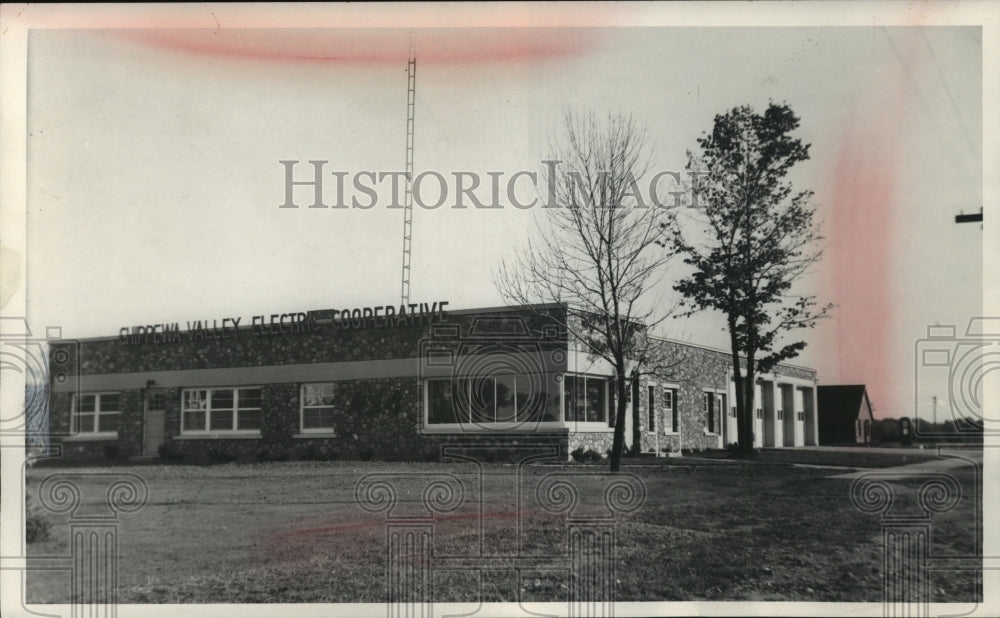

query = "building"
[47, 303, 819, 461]
[817, 384, 875, 445]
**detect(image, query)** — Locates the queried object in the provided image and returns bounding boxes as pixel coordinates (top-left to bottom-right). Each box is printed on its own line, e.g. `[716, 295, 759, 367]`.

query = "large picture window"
[72, 392, 120, 435]
[182, 387, 261, 434]
[564, 375, 609, 423]
[301, 383, 338, 432]
[426, 374, 559, 425]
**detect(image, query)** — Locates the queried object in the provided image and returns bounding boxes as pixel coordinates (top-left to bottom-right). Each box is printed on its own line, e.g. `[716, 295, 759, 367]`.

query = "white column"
[793, 386, 805, 447]
[810, 385, 819, 446]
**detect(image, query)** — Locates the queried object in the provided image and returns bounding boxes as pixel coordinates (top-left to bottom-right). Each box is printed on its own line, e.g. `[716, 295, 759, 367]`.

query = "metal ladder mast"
[400, 34, 416, 306]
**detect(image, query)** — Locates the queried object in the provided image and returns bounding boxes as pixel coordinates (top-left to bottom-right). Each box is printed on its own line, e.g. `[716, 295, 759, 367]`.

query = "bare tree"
[668, 103, 832, 458]
[496, 110, 677, 472]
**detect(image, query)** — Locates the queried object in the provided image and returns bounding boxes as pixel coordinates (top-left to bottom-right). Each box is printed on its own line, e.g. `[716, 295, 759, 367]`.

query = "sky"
[21, 20, 985, 421]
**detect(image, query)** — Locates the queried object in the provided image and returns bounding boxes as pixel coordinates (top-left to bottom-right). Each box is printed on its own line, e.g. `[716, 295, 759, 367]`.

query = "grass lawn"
[24, 452, 981, 604]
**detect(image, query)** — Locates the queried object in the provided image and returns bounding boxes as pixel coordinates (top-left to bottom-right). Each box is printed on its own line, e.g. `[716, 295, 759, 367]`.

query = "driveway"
[827, 449, 982, 480]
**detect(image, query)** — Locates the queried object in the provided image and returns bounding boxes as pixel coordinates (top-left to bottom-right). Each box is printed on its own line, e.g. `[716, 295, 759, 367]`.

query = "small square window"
[301, 383, 340, 432]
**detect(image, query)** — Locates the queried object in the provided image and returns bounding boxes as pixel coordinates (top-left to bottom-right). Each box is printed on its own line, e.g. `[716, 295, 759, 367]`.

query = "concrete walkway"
[782, 445, 962, 455]
[827, 451, 981, 480]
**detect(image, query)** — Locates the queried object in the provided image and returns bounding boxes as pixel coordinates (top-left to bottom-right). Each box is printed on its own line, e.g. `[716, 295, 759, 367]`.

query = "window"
[147, 392, 167, 411]
[426, 375, 559, 425]
[704, 392, 715, 433]
[777, 409, 785, 421]
[663, 388, 678, 432]
[755, 408, 764, 420]
[182, 387, 261, 434]
[564, 375, 609, 423]
[797, 410, 805, 421]
[301, 383, 338, 432]
[72, 393, 120, 435]
[647, 386, 656, 432]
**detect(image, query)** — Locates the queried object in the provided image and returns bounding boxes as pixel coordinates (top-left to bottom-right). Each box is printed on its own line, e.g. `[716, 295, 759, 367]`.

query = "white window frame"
[714, 393, 727, 424]
[300, 383, 339, 434]
[423, 374, 564, 432]
[71, 392, 121, 437]
[563, 374, 611, 427]
[180, 386, 262, 435]
[703, 390, 723, 435]
[662, 386, 679, 434]
[421, 373, 592, 434]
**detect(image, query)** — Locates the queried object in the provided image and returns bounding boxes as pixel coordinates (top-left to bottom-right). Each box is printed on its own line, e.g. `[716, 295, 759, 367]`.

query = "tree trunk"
[741, 353, 757, 458]
[609, 365, 628, 472]
[630, 371, 642, 454]
[730, 324, 756, 459]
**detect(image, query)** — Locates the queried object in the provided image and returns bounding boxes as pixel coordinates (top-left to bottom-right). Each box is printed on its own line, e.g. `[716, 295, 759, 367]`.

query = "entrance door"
[143, 391, 167, 456]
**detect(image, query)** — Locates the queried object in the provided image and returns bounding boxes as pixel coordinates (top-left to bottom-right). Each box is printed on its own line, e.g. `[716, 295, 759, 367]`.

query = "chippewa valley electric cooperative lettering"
[119, 301, 450, 345]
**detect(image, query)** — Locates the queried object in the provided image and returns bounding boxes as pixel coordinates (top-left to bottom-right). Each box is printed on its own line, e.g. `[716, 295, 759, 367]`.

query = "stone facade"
[57, 307, 565, 375]
[48, 304, 817, 462]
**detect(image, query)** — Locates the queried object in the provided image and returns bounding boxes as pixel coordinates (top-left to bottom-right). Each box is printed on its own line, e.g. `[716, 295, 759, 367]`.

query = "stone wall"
[55, 376, 571, 463]
[46, 304, 818, 462]
[50, 307, 567, 375]
[47, 306, 572, 462]
[633, 338, 816, 453]
[159, 378, 424, 461]
[567, 431, 614, 457]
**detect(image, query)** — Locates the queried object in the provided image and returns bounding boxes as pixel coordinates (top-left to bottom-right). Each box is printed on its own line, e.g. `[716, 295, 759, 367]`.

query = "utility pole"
[400, 32, 416, 306]
[932, 395, 937, 427]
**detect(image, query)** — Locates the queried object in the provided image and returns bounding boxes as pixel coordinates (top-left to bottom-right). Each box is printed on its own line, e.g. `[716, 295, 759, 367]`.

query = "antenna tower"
[400, 33, 416, 305]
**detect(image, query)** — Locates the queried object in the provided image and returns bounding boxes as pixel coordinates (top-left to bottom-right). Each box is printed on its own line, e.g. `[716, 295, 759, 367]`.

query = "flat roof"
[52, 302, 816, 374]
